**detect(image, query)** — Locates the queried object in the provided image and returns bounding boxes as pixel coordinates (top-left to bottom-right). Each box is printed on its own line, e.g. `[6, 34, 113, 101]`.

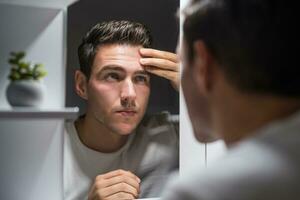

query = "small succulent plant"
[8, 51, 47, 81]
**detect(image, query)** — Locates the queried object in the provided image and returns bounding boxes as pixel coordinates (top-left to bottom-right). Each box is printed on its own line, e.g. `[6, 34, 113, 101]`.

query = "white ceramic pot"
[6, 80, 45, 107]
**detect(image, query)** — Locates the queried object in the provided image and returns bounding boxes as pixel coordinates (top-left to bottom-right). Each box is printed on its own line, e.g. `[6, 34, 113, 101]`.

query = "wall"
[0, 2, 70, 199]
[0, 3, 65, 109]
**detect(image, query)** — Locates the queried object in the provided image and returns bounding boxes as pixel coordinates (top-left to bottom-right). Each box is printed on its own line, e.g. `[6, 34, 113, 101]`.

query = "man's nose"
[120, 79, 136, 107]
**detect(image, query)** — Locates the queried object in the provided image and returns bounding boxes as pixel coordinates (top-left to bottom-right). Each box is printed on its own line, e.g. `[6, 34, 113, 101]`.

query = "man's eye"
[105, 73, 120, 82]
[134, 75, 149, 84]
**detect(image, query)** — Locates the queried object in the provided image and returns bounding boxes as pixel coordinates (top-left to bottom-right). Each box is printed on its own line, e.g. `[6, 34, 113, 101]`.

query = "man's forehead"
[96, 44, 142, 60]
[93, 44, 144, 71]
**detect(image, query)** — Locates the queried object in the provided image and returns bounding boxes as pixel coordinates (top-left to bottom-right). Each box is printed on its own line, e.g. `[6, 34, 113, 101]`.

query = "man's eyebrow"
[97, 65, 149, 76]
[98, 65, 126, 74]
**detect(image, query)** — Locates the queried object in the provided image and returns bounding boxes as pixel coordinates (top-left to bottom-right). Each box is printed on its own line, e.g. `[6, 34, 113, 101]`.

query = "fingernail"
[137, 177, 141, 183]
[140, 58, 146, 64]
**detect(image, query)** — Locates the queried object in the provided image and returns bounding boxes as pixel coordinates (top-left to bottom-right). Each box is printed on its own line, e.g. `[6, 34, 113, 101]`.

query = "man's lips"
[115, 110, 137, 116]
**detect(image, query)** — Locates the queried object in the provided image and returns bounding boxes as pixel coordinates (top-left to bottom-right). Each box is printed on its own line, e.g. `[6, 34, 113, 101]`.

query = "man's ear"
[192, 40, 214, 95]
[75, 70, 88, 100]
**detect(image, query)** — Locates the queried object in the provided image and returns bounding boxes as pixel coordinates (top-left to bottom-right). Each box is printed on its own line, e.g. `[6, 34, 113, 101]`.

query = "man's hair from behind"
[78, 20, 152, 78]
[183, 0, 300, 97]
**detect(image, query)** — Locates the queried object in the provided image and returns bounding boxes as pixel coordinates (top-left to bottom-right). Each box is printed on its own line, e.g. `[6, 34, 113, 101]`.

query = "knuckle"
[96, 190, 105, 199]
[124, 170, 132, 176]
[116, 192, 131, 199]
[119, 176, 125, 182]
[117, 169, 124, 175]
[95, 175, 103, 182]
[120, 182, 127, 190]
[133, 188, 138, 196]
[124, 171, 134, 179]
[114, 175, 121, 182]
[162, 52, 169, 58]
[116, 192, 124, 198]
[95, 181, 103, 190]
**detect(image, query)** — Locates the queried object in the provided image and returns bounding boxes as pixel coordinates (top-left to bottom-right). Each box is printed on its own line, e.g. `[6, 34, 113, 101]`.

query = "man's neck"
[213, 89, 300, 146]
[75, 113, 129, 153]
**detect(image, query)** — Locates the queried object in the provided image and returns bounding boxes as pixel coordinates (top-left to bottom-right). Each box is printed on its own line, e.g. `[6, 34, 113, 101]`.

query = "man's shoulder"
[137, 111, 179, 139]
[164, 138, 300, 200]
[139, 111, 178, 129]
[142, 110, 177, 120]
[64, 119, 76, 134]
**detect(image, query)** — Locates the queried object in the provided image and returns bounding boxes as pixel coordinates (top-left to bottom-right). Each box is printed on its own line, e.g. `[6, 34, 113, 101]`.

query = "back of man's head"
[78, 20, 152, 78]
[183, 0, 299, 97]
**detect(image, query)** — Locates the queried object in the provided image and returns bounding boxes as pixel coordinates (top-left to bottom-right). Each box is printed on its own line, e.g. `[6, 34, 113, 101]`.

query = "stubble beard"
[92, 110, 140, 136]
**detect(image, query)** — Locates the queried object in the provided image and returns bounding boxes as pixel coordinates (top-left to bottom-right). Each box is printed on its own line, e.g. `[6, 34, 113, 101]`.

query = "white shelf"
[0, 0, 79, 9]
[0, 107, 79, 119]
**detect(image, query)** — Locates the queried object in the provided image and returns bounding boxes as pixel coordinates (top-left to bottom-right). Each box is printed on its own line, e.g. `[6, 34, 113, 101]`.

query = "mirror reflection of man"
[163, 0, 300, 200]
[64, 20, 179, 200]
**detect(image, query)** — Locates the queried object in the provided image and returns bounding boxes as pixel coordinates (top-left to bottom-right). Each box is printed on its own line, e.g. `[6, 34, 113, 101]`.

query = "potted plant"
[6, 51, 47, 107]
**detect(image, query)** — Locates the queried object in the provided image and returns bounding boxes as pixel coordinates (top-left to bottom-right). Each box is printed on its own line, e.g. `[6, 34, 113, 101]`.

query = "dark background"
[65, 0, 179, 115]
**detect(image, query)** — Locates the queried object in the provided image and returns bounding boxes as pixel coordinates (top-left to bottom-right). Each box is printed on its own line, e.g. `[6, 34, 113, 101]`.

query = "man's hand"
[140, 48, 180, 91]
[88, 169, 141, 200]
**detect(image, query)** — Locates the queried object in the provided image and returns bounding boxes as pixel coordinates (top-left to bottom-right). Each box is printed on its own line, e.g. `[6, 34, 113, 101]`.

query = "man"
[163, 0, 300, 200]
[64, 20, 179, 200]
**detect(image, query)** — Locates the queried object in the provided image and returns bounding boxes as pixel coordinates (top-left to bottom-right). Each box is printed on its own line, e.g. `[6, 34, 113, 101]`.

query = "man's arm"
[88, 169, 140, 200]
[139, 48, 179, 91]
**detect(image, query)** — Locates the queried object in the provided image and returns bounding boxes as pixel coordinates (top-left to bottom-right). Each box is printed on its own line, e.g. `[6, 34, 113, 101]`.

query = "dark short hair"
[183, 0, 300, 97]
[78, 20, 152, 78]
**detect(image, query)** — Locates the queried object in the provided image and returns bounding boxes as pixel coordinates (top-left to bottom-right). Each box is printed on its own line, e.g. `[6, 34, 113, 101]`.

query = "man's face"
[180, 39, 216, 143]
[86, 44, 150, 135]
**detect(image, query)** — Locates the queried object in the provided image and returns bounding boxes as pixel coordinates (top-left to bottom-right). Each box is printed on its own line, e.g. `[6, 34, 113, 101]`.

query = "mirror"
[65, 0, 179, 199]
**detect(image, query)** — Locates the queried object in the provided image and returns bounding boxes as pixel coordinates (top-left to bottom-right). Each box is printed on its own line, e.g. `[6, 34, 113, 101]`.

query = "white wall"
[0, 0, 76, 9]
[0, 119, 64, 200]
[0, 3, 65, 109]
[0, 3, 69, 200]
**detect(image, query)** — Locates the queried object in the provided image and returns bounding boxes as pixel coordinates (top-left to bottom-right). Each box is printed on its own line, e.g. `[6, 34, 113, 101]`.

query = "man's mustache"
[120, 98, 136, 108]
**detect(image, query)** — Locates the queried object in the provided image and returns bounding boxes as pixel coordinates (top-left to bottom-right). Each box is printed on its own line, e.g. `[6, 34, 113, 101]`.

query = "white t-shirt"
[163, 110, 300, 200]
[64, 112, 178, 200]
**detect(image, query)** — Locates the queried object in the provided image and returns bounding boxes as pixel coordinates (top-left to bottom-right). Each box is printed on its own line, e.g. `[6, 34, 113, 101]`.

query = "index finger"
[140, 48, 179, 63]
